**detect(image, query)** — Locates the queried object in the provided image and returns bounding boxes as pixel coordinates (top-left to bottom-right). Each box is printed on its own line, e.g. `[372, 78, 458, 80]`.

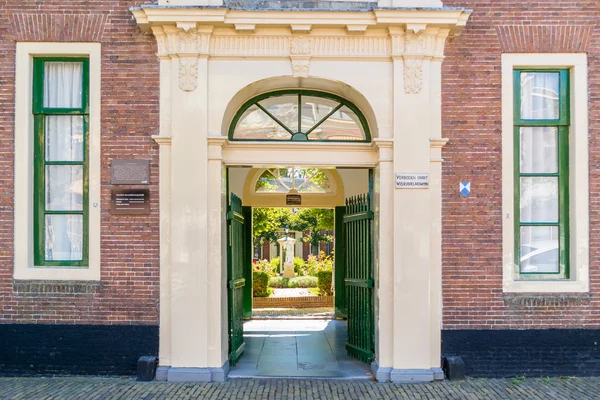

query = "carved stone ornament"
[179, 28, 198, 53]
[403, 59, 423, 94]
[291, 60, 310, 78]
[179, 57, 198, 92]
[290, 36, 311, 55]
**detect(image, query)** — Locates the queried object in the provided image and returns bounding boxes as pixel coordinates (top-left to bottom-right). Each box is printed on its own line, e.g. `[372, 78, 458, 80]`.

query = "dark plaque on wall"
[111, 189, 150, 215]
[286, 194, 302, 206]
[111, 159, 150, 185]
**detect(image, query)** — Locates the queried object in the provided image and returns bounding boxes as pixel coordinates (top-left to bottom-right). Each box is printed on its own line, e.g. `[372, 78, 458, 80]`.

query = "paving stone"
[2, 376, 600, 399]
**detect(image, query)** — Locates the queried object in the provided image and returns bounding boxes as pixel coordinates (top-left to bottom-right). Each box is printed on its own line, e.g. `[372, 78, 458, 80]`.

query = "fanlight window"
[255, 167, 334, 194]
[230, 90, 370, 141]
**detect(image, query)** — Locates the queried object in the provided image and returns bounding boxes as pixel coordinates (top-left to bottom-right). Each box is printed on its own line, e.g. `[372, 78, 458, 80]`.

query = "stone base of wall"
[0, 324, 159, 376]
[253, 296, 333, 309]
[442, 329, 600, 377]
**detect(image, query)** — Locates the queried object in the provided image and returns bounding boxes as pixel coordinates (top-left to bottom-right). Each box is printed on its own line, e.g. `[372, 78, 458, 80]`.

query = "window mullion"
[255, 102, 294, 136]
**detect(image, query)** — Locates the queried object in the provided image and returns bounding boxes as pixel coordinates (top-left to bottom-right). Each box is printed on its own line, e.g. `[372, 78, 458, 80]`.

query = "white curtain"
[520, 72, 559, 120]
[44, 62, 82, 108]
[43, 62, 84, 261]
[519, 72, 560, 273]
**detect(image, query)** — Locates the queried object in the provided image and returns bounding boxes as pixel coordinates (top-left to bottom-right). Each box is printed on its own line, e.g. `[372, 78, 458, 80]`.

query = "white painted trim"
[133, 8, 469, 35]
[14, 42, 101, 281]
[222, 141, 379, 167]
[501, 53, 589, 293]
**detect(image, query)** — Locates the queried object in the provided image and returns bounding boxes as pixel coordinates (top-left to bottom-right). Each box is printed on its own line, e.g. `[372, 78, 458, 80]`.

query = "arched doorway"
[225, 90, 377, 378]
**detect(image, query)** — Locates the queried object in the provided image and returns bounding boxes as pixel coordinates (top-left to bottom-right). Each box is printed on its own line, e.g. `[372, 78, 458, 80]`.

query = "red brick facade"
[442, 0, 600, 329]
[0, 0, 598, 334]
[0, 1, 160, 325]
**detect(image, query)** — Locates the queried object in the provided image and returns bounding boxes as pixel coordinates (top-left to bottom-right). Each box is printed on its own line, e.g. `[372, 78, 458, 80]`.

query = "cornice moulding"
[429, 138, 449, 148]
[132, 7, 471, 36]
[152, 135, 172, 145]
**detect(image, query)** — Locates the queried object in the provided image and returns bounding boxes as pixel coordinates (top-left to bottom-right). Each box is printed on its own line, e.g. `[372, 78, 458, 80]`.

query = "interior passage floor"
[227, 319, 372, 379]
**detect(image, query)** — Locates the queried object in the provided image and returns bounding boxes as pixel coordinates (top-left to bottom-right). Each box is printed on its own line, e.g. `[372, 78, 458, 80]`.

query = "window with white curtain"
[33, 58, 88, 266]
[514, 69, 569, 279]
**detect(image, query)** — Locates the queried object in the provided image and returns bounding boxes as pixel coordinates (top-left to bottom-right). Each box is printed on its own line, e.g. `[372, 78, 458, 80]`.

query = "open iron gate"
[344, 193, 375, 363]
[227, 193, 246, 366]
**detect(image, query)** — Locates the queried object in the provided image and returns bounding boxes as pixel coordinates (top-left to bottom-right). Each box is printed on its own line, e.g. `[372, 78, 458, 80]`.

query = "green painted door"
[242, 206, 253, 319]
[227, 193, 246, 366]
[334, 206, 347, 318]
[344, 193, 374, 363]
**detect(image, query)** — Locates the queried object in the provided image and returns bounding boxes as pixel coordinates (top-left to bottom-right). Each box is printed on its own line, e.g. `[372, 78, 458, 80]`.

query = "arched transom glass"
[255, 167, 335, 194]
[230, 90, 370, 142]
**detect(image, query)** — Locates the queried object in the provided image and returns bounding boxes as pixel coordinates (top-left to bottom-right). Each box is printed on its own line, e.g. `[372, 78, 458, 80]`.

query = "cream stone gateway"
[132, 1, 470, 383]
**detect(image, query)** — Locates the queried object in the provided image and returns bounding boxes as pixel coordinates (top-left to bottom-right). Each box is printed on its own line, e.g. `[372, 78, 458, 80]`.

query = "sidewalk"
[1, 376, 600, 399]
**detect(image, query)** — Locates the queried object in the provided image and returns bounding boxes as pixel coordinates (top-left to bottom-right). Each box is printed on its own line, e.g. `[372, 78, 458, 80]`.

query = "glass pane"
[45, 214, 83, 261]
[520, 72, 560, 120]
[308, 106, 365, 141]
[295, 168, 332, 193]
[255, 168, 332, 194]
[255, 169, 288, 193]
[520, 226, 559, 273]
[44, 62, 83, 108]
[45, 116, 84, 162]
[520, 127, 558, 173]
[520, 177, 558, 223]
[233, 105, 291, 140]
[258, 95, 298, 133]
[300, 96, 340, 133]
[45, 165, 84, 211]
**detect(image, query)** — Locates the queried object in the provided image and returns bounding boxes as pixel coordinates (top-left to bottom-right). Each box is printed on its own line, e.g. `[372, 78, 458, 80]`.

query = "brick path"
[1, 376, 600, 399]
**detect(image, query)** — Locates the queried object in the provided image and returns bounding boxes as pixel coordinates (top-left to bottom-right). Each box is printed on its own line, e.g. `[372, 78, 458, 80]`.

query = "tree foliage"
[252, 207, 334, 248]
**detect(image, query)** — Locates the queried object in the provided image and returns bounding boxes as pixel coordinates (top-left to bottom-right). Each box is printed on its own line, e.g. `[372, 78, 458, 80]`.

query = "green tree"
[252, 207, 293, 245]
[252, 207, 335, 254]
[289, 208, 334, 253]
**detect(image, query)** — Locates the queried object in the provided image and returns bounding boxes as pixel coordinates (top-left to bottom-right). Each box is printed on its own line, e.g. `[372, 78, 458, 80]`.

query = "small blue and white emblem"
[460, 181, 471, 197]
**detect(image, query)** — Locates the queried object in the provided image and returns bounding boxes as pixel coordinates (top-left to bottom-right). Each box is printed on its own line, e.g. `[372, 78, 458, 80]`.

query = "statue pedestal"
[282, 263, 296, 278]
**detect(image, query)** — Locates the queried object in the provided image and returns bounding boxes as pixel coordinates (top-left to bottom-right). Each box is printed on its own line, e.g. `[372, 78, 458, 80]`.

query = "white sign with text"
[395, 173, 429, 189]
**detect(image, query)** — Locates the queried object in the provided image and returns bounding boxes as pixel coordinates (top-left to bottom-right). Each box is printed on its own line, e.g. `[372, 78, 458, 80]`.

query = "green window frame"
[33, 57, 89, 267]
[228, 90, 371, 142]
[513, 69, 569, 279]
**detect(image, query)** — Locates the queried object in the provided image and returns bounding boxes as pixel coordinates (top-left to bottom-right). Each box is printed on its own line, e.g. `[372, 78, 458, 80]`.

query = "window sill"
[13, 265, 99, 281]
[503, 279, 588, 294]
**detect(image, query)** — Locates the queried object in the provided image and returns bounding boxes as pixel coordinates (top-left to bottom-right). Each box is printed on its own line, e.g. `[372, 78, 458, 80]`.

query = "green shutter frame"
[32, 57, 89, 267]
[513, 69, 570, 280]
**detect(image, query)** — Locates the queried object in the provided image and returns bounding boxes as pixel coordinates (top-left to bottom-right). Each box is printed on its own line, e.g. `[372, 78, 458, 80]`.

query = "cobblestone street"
[1, 376, 600, 399]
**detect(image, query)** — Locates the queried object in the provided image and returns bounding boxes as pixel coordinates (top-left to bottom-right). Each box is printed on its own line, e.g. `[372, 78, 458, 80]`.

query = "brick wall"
[441, 0, 600, 329]
[2, 0, 598, 334]
[0, 1, 160, 325]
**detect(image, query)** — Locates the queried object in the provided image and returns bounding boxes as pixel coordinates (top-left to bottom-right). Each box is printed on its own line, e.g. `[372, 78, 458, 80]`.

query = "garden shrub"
[305, 251, 334, 276]
[288, 276, 318, 288]
[316, 269, 333, 296]
[293, 257, 307, 275]
[269, 276, 317, 288]
[253, 271, 271, 297]
[269, 276, 284, 288]
[253, 259, 276, 277]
